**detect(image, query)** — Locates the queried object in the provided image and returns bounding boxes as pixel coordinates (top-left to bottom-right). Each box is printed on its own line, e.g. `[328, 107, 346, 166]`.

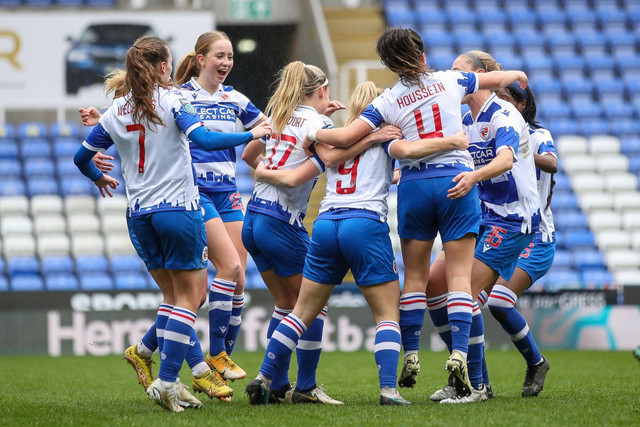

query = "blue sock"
[426, 294, 452, 352]
[296, 307, 327, 391]
[225, 294, 244, 355]
[488, 285, 542, 366]
[447, 291, 473, 357]
[158, 307, 196, 382]
[268, 307, 292, 391]
[260, 313, 306, 382]
[482, 347, 490, 387]
[468, 303, 484, 390]
[374, 320, 401, 389]
[208, 278, 236, 356]
[185, 328, 210, 377]
[155, 303, 173, 352]
[399, 292, 426, 354]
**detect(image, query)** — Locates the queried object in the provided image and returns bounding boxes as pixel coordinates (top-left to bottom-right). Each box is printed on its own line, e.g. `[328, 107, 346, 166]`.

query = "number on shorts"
[336, 155, 360, 195]
[126, 124, 146, 173]
[485, 225, 507, 248]
[229, 192, 243, 210]
[414, 104, 443, 139]
[520, 242, 534, 258]
[265, 133, 297, 170]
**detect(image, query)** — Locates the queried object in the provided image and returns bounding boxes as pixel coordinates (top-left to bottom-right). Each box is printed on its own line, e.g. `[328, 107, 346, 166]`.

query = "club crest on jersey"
[482, 242, 492, 253]
[480, 125, 490, 140]
[202, 246, 209, 262]
[179, 98, 196, 115]
[221, 93, 230, 101]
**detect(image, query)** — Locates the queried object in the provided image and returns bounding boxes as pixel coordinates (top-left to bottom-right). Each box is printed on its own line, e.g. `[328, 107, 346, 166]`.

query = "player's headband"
[508, 82, 529, 102]
[321, 79, 329, 88]
[466, 52, 487, 72]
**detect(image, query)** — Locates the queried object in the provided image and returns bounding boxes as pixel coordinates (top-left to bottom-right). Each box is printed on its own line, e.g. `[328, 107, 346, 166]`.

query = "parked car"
[65, 23, 157, 94]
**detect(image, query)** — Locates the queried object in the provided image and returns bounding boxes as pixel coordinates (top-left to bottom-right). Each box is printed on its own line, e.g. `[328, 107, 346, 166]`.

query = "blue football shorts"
[474, 224, 534, 281]
[200, 189, 245, 223]
[303, 217, 399, 286]
[241, 210, 309, 277]
[129, 209, 208, 271]
[397, 176, 481, 242]
[516, 240, 556, 284]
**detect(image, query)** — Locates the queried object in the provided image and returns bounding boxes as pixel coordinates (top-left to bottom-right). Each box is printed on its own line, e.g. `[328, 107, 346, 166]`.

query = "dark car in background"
[65, 23, 156, 94]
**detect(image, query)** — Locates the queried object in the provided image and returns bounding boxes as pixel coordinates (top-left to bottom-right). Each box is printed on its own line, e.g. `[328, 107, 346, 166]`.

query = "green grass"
[1, 350, 639, 426]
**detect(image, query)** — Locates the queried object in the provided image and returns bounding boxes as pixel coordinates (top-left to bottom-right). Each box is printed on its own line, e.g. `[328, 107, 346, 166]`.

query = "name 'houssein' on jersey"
[358, 70, 479, 183]
[319, 138, 395, 222]
[83, 86, 204, 216]
[180, 79, 264, 191]
[463, 93, 540, 234]
[529, 126, 557, 243]
[247, 105, 327, 227]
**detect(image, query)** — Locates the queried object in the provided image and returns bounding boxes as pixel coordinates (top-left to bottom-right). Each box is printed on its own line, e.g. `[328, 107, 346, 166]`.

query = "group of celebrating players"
[74, 25, 556, 411]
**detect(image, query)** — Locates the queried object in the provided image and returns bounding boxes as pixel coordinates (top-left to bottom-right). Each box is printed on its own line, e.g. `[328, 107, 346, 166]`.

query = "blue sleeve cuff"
[73, 145, 103, 181]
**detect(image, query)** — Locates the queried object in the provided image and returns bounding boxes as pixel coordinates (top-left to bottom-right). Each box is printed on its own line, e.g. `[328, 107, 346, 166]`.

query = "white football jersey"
[180, 79, 264, 191]
[320, 140, 395, 220]
[247, 105, 327, 226]
[463, 93, 540, 234]
[84, 86, 203, 215]
[359, 70, 479, 182]
[529, 126, 557, 242]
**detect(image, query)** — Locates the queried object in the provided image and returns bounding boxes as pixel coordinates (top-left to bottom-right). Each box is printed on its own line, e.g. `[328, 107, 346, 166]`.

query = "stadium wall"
[1, 289, 638, 356]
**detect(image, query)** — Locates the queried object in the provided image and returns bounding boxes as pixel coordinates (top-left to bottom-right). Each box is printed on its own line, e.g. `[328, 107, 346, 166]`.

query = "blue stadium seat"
[60, 176, 93, 196]
[0, 123, 15, 139]
[444, 8, 476, 26]
[453, 29, 484, 53]
[17, 122, 47, 139]
[536, 7, 567, 27]
[609, 118, 637, 137]
[546, 270, 581, 290]
[0, 275, 8, 292]
[79, 273, 114, 290]
[600, 98, 628, 120]
[580, 269, 614, 289]
[0, 139, 18, 159]
[562, 76, 593, 96]
[0, 159, 22, 178]
[82, 126, 95, 140]
[0, 178, 26, 196]
[11, 275, 44, 291]
[567, 8, 597, 27]
[496, 53, 524, 71]
[422, 30, 454, 50]
[41, 256, 74, 275]
[629, 155, 640, 174]
[56, 158, 79, 177]
[596, 6, 628, 27]
[415, 4, 445, 27]
[553, 173, 572, 193]
[616, 55, 640, 71]
[605, 29, 636, 50]
[575, 31, 606, 51]
[479, 8, 507, 27]
[551, 117, 585, 137]
[552, 250, 573, 269]
[53, 137, 81, 158]
[580, 119, 610, 136]
[26, 177, 59, 196]
[564, 230, 596, 250]
[514, 29, 546, 50]
[0, 257, 4, 275]
[555, 211, 588, 231]
[76, 255, 108, 274]
[24, 0, 53, 6]
[45, 274, 79, 291]
[20, 138, 52, 158]
[584, 53, 613, 71]
[505, 4, 532, 27]
[523, 53, 553, 74]
[56, 0, 85, 6]
[545, 29, 577, 51]
[50, 122, 80, 139]
[554, 54, 585, 73]
[114, 272, 148, 290]
[235, 175, 254, 194]
[596, 78, 626, 97]
[620, 137, 640, 156]
[24, 158, 55, 177]
[7, 256, 39, 276]
[574, 250, 606, 272]
[86, 0, 116, 6]
[110, 255, 145, 274]
[571, 99, 602, 119]
[385, 3, 415, 26]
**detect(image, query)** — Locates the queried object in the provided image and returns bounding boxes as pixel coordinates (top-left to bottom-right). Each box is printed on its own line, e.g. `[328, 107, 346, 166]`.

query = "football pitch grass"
[1, 350, 638, 426]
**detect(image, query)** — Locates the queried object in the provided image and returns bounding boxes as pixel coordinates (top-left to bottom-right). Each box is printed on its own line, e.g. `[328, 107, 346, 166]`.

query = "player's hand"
[324, 101, 346, 117]
[302, 135, 316, 156]
[250, 122, 273, 140]
[92, 152, 114, 173]
[94, 175, 119, 198]
[447, 171, 477, 199]
[79, 107, 101, 127]
[514, 71, 528, 89]
[451, 130, 469, 150]
[370, 125, 402, 144]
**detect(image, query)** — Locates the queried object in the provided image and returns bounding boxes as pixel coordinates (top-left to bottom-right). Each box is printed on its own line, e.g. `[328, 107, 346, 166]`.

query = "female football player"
[74, 36, 271, 412]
